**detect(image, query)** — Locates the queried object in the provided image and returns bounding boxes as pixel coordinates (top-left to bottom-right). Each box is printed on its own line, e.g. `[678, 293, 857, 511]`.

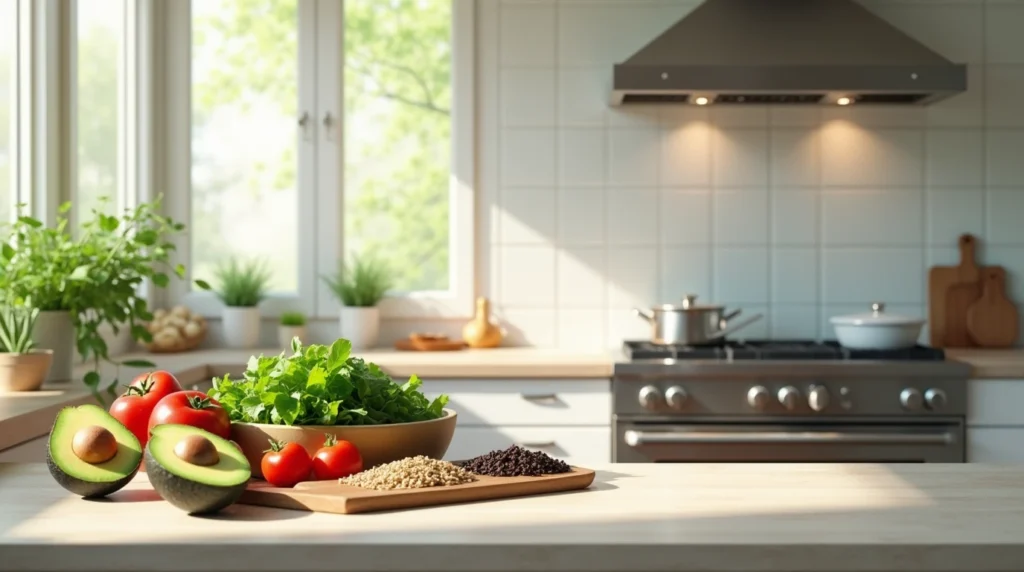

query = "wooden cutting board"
[966, 267, 1019, 348]
[929, 234, 982, 347]
[237, 466, 596, 514]
[394, 337, 467, 351]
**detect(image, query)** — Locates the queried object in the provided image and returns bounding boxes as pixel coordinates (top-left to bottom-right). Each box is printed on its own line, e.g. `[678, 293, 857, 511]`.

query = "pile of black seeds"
[462, 445, 572, 477]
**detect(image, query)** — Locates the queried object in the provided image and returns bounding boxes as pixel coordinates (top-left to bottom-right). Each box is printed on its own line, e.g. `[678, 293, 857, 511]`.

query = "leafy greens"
[208, 338, 449, 426]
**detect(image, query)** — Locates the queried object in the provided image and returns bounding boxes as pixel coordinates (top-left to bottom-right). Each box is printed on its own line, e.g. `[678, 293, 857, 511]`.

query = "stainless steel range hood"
[611, 0, 967, 106]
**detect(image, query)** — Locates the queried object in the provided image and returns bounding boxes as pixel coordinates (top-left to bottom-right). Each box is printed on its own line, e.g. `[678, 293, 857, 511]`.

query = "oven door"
[614, 420, 965, 463]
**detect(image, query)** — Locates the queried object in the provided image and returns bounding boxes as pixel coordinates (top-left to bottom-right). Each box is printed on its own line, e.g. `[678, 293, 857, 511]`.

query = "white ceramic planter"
[339, 306, 380, 350]
[278, 325, 308, 349]
[222, 306, 261, 349]
[98, 322, 134, 356]
[32, 311, 75, 383]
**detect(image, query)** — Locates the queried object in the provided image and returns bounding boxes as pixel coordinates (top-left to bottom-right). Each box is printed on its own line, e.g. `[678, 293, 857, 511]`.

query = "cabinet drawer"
[444, 426, 611, 465]
[422, 379, 610, 426]
[0, 434, 48, 463]
[968, 428, 1024, 463]
[968, 380, 1024, 426]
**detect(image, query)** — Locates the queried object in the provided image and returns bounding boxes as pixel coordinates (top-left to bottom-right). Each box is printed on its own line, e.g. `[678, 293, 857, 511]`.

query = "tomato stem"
[186, 394, 212, 410]
[122, 372, 155, 397]
[264, 438, 286, 453]
[322, 433, 337, 447]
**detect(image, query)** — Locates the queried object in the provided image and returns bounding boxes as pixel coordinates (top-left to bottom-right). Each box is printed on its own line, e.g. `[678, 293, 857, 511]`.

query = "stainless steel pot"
[633, 294, 763, 345]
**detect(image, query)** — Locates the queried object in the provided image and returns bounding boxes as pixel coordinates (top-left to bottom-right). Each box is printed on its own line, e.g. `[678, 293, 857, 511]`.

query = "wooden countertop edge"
[945, 349, 1024, 379]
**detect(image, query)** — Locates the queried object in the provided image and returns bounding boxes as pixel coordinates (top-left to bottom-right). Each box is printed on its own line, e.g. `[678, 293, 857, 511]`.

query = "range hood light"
[837, 97, 852, 106]
[694, 96, 710, 106]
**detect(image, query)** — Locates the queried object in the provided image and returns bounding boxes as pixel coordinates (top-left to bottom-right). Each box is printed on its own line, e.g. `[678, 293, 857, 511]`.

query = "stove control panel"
[613, 377, 967, 418]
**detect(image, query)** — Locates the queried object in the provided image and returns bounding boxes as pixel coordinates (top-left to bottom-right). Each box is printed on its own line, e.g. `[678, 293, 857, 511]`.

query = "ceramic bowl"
[231, 409, 458, 478]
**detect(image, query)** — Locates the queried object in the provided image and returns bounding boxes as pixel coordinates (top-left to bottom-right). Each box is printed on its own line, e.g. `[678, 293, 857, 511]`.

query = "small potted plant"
[322, 253, 393, 350]
[211, 257, 271, 349]
[278, 312, 307, 348]
[0, 306, 54, 392]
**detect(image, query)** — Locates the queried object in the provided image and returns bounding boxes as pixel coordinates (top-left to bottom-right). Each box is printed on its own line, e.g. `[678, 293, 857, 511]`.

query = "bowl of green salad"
[208, 338, 455, 477]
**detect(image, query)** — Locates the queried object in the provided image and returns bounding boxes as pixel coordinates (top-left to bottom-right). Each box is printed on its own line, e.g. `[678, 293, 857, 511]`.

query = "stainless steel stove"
[613, 340, 972, 463]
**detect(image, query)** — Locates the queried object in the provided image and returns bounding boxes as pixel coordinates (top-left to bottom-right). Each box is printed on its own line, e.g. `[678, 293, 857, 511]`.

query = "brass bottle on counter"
[462, 297, 502, 348]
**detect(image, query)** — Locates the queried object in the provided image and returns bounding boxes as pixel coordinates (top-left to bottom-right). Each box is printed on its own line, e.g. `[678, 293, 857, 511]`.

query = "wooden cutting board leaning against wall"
[966, 267, 1019, 348]
[929, 234, 982, 347]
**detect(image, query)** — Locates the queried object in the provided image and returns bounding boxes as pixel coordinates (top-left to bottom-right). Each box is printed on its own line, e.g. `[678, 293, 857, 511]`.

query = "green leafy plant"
[0, 306, 40, 354]
[321, 254, 393, 307]
[207, 257, 272, 307]
[208, 338, 448, 426]
[279, 312, 306, 326]
[0, 198, 198, 400]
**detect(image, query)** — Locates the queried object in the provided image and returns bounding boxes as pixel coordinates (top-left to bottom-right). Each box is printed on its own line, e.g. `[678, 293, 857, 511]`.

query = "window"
[343, 0, 452, 293]
[74, 0, 126, 223]
[190, 0, 300, 294]
[164, 0, 474, 318]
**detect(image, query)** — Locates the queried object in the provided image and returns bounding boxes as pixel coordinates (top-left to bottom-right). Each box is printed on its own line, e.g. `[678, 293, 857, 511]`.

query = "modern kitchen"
[3, 0, 1024, 571]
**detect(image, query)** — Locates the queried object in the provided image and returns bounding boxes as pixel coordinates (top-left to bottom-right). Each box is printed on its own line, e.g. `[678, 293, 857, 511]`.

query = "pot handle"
[633, 308, 655, 324]
[710, 313, 764, 340]
[722, 308, 742, 322]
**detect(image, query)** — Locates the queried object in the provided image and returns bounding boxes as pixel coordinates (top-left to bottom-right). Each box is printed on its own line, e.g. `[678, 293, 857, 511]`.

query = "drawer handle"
[520, 393, 558, 402]
[516, 441, 556, 448]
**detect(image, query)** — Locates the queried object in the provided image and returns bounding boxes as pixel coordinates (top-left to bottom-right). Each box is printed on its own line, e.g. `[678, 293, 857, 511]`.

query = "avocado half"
[144, 424, 251, 515]
[46, 404, 143, 499]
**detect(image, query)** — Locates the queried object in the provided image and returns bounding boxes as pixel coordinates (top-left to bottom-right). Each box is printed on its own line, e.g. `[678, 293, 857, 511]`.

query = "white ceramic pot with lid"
[830, 303, 925, 350]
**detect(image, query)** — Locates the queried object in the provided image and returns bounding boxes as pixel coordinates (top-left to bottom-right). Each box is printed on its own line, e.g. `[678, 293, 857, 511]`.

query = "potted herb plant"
[211, 257, 271, 349]
[0, 199, 192, 395]
[322, 254, 393, 350]
[278, 312, 307, 348]
[0, 306, 53, 392]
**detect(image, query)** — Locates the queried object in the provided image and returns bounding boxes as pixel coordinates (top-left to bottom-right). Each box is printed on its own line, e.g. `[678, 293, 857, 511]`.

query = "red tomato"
[108, 371, 183, 446]
[147, 390, 231, 440]
[311, 434, 363, 480]
[261, 441, 312, 488]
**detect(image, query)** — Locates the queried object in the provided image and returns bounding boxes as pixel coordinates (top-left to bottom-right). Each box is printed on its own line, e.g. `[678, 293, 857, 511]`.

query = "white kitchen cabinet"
[967, 428, 1024, 463]
[421, 378, 612, 463]
[421, 379, 610, 426]
[0, 434, 48, 463]
[968, 380, 1024, 426]
[444, 426, 611, 466]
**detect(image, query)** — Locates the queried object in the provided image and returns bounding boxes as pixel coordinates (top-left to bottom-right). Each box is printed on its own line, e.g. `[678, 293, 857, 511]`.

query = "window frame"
[159, 0, 477, 321]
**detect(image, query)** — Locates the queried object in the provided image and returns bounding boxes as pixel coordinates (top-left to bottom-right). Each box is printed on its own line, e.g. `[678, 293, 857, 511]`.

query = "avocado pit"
[72, 425, 118, 464]
[174, 434, 220, 466]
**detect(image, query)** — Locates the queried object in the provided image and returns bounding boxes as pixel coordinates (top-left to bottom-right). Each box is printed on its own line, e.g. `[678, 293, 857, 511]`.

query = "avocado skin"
[144, 447, 248, 515]
[45, 443, 139, 499]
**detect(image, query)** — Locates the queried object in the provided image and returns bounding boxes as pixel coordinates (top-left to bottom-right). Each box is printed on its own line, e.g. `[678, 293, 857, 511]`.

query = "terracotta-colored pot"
[231, 409, 458, 478]
[0, 350, 54, 392]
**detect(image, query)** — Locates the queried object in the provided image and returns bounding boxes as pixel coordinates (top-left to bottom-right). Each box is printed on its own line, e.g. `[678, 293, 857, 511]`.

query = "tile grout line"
[551, 1, 560, 349]
[765, 115, 773, 338]
[816, 112, 824, 341]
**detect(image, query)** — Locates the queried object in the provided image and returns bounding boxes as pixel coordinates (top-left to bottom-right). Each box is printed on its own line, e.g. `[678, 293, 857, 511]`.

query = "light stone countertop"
[2, 462, 1024, 572]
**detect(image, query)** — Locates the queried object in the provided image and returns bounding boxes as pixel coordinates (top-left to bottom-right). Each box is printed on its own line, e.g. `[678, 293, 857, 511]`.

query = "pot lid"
[829, 303, 925, 326]
[657, 294, 724, 312]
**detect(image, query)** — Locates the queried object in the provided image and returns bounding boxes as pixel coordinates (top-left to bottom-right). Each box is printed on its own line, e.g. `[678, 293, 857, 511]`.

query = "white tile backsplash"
[483, 0, 1024, 350]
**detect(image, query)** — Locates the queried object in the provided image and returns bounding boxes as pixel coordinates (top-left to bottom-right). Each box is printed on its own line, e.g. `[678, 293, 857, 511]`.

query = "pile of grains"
[462, 445, 572, 477]
[339, 456, 476, 490]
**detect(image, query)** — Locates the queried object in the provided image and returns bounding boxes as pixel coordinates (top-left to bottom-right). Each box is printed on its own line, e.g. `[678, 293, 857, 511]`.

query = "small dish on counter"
[394, 333, 467, 352]
[830, 303, 925, 350]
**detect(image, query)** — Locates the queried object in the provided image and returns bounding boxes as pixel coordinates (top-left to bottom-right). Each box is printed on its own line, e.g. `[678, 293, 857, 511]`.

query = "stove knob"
[900, 388, 923, 411]
[665, 386, 688, 410]
[777, 386, 801, 411]
[807, 385, 830, 412]
[924, 388, 946, 411]
[638, 385, 664, 410]
[747, 386, 770, 411]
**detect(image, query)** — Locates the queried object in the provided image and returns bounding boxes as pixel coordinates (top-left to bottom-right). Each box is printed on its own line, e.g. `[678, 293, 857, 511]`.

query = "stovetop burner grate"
[622, 340, 947, 362]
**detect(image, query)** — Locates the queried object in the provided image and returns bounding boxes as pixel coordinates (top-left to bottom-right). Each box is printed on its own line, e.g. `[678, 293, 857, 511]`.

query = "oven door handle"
[623, 430, 955, 447]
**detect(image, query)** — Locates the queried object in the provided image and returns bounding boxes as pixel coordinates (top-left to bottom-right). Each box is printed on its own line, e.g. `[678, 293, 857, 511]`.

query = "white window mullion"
[117, 0, 130, 212]
[15, 0, 34, 217]
[314, 0, 342, 318]
[65, 0, 80, 227]
[162, 0, 192, 311]
[295, 0, 319, 317]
